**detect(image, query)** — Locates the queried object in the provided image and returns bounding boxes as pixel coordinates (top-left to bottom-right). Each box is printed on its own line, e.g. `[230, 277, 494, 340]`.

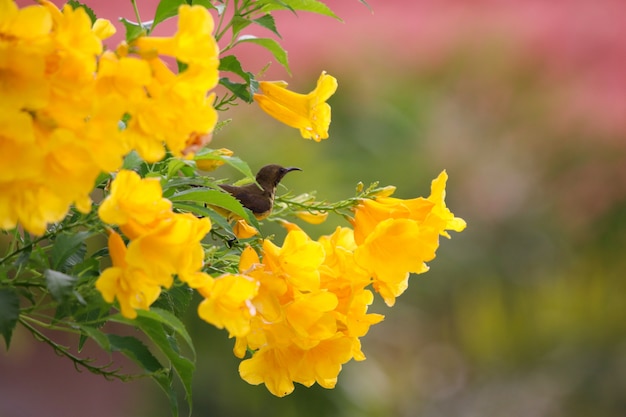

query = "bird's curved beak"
[284, 167, 302, 173]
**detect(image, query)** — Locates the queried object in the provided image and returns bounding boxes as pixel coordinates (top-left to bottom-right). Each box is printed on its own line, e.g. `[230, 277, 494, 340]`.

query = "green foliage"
[236, 35, 291, 74]
[120, 17, 148, 42]
[0, 289, 19, 349]
[258, 0, 341, 20]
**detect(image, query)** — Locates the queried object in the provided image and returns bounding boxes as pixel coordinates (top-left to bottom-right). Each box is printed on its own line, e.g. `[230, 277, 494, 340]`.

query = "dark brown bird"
[220, 164, 301, 220]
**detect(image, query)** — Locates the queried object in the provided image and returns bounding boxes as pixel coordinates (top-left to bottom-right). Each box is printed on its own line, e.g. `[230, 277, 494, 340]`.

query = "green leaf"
[221, 155, 256, 179]
[122, 151, 143, 170]
[152, 0, 186, 30]
[120, 17, 147, 43]
[137, 308, 195, 358]
[260, 0, 341, 20]
[108, 332, 179, 415]
[236, 36, 290, 74]
[66, 0, 97, 25]
[219, 78, 252, 102]
[192, 0, 216, 9]
[14, 245, 32, 268]
[111, 314, 195, 415]
[218, 56, 258, 102]
[0, 289, 20, 349]
[51, 231, 90, 272]
[44, 269, 77, 302]
[219, 55, 252, 82]
[152, 285, 195, 319]
[253, 14, 281, 37]
[231, 16, 253, 38]
[108, 334, 163, 371]
[170, 189, 251, 222]
[78, 325, 111, 352]
[136, 315, 195, 415]
[167, 158, 189, 179]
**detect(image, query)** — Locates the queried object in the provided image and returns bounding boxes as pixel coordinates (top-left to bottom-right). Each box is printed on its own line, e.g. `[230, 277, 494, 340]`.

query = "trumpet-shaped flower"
[98, 170, 173, 239]
[351, 171, 466, 306]
[125, 212, 212, 286]
[254, 71, 338, 141]
[197, 274, 259, 338]
[262, 229, 325, 292]
[95, 231, 163, 319]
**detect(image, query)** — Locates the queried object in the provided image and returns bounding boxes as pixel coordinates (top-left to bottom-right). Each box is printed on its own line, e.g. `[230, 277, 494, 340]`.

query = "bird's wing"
[220, 184, 272, 215]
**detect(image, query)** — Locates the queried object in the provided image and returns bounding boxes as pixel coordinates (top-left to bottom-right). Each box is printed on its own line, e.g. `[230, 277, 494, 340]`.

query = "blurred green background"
[3, 1, 626, 416]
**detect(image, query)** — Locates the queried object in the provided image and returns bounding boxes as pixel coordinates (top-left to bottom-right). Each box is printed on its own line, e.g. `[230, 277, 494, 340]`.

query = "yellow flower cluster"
[197, 171, 465, 396]
[0, 0, 218, 235]
[96, 170, 213, 319]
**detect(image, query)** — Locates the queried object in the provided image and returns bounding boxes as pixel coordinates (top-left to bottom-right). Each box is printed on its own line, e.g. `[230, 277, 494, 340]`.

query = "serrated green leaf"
[120, 17, 147, 43]
[152, 285, 194, 319]
[231, 16, 253, 38]
[66, 0, 97, 25]
[137, 316, 194, 415]
[221, 155, 255, 179]
[219, 55, 252, 83]
[219, 78, 252, 102]
[51, 231, 90, 272]
[236, 36, 290, 74]
[45, 269, 77, 302]
[79, 325, 111, 352]
[152, 0, 186, 30]
[0, 289, 20, 349]
[137, 308, 195, 358]
[170, 189, 251, 221]
[111, 314, 195, 415]
[253, 14, 281, 37]
[108, 334, 163, 371]
[260, 0, 341, 20]
[108, 332, 178, 416]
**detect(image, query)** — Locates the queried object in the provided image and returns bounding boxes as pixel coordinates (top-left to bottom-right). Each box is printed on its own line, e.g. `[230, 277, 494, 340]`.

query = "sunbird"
[220, 164, 301, 220]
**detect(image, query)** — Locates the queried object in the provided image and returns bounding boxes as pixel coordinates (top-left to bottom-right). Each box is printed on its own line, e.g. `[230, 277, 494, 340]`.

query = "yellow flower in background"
[125, 212, 211, 284]
[262, 229, 325, 292]
[197, 274, 259, 338]
[232, 219, 259, 239]
[254, 71, 338, 141]
[195, 148, 234, 171]
[239, 345, 300, 397]
[95, 231, 163, 319]
[295, 210, 329, 225]
[98, 170, 172, 239]
[292, 336, 354, 389]
[285, 290, 338, 349]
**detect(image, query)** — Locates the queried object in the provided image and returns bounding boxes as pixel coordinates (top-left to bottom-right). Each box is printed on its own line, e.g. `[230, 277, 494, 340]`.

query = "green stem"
[18, 316, 132, 381]
[130, 0, 143, 30]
